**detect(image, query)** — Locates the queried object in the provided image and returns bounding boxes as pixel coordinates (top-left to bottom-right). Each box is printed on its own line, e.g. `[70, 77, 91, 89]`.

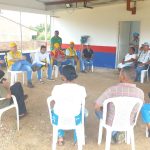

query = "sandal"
[57, 137, 64, 146]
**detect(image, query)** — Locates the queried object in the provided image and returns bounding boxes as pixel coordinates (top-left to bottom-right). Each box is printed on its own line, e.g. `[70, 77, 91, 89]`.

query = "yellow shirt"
[66, 47, 76, 57]
[7, 51, 22, 68]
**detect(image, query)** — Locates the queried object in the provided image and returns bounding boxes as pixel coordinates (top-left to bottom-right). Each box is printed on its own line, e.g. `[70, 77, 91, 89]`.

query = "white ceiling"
[0, 0, 145, 13]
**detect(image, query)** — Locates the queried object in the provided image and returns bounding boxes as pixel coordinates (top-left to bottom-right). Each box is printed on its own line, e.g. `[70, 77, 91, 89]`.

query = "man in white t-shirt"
[32, 45, 53, 83]
[118, 47, 136, 69]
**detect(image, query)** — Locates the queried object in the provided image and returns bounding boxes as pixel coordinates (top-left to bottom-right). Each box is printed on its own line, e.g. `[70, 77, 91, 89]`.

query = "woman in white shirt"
[50, 65, 86, 145]
[118, 47, 136, 70]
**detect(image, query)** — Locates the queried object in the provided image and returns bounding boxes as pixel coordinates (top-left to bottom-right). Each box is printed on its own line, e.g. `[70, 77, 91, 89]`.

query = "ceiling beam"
[45, 0, 93, 5]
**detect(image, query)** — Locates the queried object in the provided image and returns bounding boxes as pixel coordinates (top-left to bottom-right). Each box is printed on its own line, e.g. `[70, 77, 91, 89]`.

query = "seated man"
[50, 43, 70, 74]
[135, 42, 150, 81]
[32, 45, 53, 83]
[94, 67, 144, 143]
[82, 44, 94, 72]
[7, 42, 34, 88]
[65, 41, 78, 67]
[118, 47, 136, 70]
[50, 65, 86, 145]
[0, 70, 27, 118]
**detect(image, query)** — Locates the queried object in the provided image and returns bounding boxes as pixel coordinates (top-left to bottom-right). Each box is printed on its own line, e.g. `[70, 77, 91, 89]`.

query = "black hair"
[121, 67, 136, 82]
[40, 45, 46, 50]
[0, 70, 5, 80]
[130, 47, 135, 52]
[62, 65, 78, 81]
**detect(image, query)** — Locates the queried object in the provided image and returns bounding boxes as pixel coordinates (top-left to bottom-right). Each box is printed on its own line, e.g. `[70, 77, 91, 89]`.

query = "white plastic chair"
[52, 65, 59, 78]
[0, 95, 19, 130]
[141, 65, 149, 83]
[47, 96, 85, 150]
[8, 70, 25, 86]
[98, 97, 143, 150]
[4, 56, 25, 86]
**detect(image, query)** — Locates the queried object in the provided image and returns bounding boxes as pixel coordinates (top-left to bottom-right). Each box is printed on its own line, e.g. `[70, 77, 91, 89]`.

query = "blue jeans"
[67, 58, 75, 67]
[11, 60, 32, 81]
[95, 110, 117, 137]
[54, 59, 71, 74]
[32, 63, 52, 80]
[80, 58, 85, 71]
[82, 58, 93, 70]
[135, 65, 146, 81]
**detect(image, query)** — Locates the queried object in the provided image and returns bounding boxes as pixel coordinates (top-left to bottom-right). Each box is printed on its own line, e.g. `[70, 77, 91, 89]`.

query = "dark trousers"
[10, 82, 27, 115]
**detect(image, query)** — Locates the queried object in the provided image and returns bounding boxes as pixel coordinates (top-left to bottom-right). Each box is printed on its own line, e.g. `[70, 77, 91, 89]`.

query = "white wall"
[0, 0, 45, 12]
[51, 1, 150, 46]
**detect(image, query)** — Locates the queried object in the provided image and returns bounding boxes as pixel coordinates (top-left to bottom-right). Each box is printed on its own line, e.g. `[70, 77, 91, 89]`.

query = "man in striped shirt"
[95, 67, 144, 143]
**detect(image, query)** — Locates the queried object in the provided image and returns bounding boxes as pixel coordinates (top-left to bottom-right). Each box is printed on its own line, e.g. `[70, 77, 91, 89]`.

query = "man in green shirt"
[50, 30, 62, 50]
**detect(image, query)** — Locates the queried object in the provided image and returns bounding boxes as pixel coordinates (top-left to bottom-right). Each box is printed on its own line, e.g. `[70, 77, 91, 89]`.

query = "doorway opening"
[116, 21, 140, 67]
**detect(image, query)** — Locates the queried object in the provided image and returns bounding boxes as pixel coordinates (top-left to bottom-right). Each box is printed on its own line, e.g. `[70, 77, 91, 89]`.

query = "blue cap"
[133, 32, 139, 37]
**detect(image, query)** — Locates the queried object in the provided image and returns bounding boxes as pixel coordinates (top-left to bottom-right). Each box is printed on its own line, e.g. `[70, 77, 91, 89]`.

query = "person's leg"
[32, 63, 43, 80]
[11, 61, 22, 71]
[135, 66, 145, 81]
[10, 82, 27, 115]
[80, 58, 85, 72]
[47, 64, 53, 79]
[20, 65, 33, 87]
[20, 60, 32, 67]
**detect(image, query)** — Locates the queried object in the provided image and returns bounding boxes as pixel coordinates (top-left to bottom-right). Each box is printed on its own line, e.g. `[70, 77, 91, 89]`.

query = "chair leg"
[140, 72, 145, 83]
[105, 129, 111, 150]
[22, 73, 25, 85]
[82, 125, 85, 145]
[91, 65, 94, 72]
[146, 126, 149, 137]
[11, 73, 15, 86]
[52, 128, 58, 150]
[76, 127, 83, 150]
[147, 71, 149, 81]
[127, 130, 130, 144]
[16, 106, 19, 131]
[130, 129, 135, 150]
[98, 122, 103, 144]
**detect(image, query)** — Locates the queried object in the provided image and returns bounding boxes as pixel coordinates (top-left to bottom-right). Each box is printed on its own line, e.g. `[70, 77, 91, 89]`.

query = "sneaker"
[81, 70, 86, 73]
[47, 78, 55, 81]
[24, 94, 28, 101]
[148, 129, 150, 137]
[31, 66, 41, 72]
[39, 79, 44, 84]
[27, 81, 34, 88]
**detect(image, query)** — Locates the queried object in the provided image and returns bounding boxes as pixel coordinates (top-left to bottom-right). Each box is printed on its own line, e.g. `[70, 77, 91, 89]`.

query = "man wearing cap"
[7, 42, 34, 88]
[65, 42, 78, 67]
[50, 43, 70, 74]
[0, 70, 27, 118]
[130, 32, 139, 54]
[135, 42, 150, 81]
[50, 30, 62, 51]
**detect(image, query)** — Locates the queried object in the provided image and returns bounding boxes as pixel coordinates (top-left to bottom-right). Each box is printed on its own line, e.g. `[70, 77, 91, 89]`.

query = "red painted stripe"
[62, 44, 116, 53]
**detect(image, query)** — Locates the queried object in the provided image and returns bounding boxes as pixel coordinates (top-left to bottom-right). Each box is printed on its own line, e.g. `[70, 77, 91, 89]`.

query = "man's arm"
[94, 88, 111, 111]
[7, 53, 25, 62]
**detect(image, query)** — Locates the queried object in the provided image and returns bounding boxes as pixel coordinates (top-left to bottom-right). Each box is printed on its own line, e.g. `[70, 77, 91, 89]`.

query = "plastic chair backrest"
[47, 96, 85, 130]
[103, 97, 143, 130]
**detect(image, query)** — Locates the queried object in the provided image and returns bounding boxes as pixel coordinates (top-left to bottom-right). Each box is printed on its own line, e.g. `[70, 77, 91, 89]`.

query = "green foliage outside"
[31, 24, 51, 40]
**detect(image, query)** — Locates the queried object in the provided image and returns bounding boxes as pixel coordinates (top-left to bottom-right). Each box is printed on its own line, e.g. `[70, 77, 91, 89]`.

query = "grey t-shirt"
[0, 84, 11, 109]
